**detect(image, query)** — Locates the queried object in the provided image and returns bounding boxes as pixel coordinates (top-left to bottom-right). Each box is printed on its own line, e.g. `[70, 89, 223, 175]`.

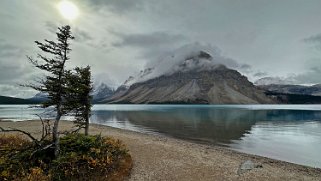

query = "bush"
[0, 134, 132, 181]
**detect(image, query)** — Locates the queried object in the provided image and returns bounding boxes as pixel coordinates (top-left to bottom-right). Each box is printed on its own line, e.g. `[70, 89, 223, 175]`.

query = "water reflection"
[89, 106, 321, 167]
[90, 107, 321, 144]
[1, 104, 321, 167]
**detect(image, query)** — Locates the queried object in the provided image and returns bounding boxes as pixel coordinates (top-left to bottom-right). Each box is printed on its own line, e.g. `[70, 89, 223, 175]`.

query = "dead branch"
[30, 143, 54, 158]
[59, 126, 83, 135]
[0, 127, 40, 146]
[35, 114, 45, 138]
[34, 114, 52, 142]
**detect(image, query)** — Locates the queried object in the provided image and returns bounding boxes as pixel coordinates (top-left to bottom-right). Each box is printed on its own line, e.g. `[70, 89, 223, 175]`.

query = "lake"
[1, 104, 321, 168]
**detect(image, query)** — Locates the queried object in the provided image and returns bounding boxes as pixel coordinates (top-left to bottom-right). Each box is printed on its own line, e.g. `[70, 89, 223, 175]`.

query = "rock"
[237, 160, 263, 175]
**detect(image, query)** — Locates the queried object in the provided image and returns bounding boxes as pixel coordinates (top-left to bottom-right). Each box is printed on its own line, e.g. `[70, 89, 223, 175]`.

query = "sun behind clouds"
[57, 1, 79, 20]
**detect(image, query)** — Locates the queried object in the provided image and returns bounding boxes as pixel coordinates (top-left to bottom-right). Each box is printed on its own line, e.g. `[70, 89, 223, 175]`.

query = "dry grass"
[0, 134, 132, 181]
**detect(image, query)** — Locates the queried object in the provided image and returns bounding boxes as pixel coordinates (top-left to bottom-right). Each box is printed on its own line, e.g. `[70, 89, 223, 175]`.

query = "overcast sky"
[1, 0, 321, 97]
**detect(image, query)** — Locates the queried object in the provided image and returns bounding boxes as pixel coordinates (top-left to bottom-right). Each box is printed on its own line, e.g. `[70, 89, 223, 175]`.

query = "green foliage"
[27, 25, 75, 111]
[0, 134, 132, 181]
[27, 25, 76, 157]
[65, 66, 93, 135]
[27, 25, 94, 157]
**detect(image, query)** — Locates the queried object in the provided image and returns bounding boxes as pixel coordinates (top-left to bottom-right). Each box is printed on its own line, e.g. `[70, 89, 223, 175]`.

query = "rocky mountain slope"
[108, 50, 274, 104]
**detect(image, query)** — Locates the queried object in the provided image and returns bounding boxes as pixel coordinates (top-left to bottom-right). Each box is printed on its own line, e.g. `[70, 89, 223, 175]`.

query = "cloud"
[74, 29, 93, 42]
[81, 0, 145, 13]
[256, 66, 321, 85]
[238, 64, 253, 74]
[112, 31, 187, 48]
[124, 42, 255, 85]
[92, 72, 119, 89]
[0, 84, 36, 98]
[253, 71, 268, 77]
[112, 32, 253, 80]
[0, 39, 23, 57]
[111, 31, 190, 64]
[290, 67, 321, 84]
[0, 39, 41, 95]
[45, 21, 93, 43]
[0, 39, 28, 83]
[3, 0, 321, 96]
[304, 34, 321, 43]
[303, 33, 321, 49]
[44, 21, 57, 34]
[254, 76, 296, 85]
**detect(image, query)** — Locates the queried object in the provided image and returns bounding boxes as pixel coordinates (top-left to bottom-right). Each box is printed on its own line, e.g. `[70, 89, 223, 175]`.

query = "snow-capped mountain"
[92, 83, 115, 102]
[29, 92, 49, 102]
[122, 43, 244, 87]
[254, 77, 295, 86]
[108, 49, 274, 104]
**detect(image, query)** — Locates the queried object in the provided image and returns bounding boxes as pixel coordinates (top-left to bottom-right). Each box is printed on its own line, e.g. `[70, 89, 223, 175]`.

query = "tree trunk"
[85, 115, 89, 136]
[53, 106, 62, 157]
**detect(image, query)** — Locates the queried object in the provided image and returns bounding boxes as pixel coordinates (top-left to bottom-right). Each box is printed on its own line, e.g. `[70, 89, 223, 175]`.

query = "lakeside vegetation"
[0, 134, 132, 180]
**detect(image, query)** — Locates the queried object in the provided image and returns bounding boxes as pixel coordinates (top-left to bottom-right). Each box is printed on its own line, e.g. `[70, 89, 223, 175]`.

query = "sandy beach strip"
[0, 120, 320, 181]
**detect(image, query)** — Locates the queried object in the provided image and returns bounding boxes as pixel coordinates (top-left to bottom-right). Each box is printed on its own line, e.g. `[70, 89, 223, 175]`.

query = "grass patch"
[0, 134, 132, 181]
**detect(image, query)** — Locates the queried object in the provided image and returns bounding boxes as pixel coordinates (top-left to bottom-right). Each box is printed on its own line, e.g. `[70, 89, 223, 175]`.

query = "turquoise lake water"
[1, 104, 321, 168]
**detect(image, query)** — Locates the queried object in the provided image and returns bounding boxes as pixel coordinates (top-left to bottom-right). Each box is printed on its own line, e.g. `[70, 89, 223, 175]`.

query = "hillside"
[259, 84, 321, 96]
[0, 96, 37, 104]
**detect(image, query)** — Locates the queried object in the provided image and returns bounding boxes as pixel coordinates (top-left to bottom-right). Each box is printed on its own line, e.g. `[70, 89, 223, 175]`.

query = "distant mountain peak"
[94, 83, 113, 91]
[92, 83, 114, 102]
[122, 49, 229, 87]
[254, 77, 295, 86]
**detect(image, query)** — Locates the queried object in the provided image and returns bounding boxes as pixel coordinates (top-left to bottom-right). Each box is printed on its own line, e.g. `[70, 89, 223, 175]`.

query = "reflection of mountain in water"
[90, 108, 321, 145]
[121, 109, 258, 144]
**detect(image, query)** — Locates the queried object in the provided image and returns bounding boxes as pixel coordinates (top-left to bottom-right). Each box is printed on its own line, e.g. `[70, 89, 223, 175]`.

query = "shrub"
[0, 134, 132, 181]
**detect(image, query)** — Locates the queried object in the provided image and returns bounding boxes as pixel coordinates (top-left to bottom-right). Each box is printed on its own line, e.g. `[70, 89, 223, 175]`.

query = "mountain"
[257, 84, 321, 104]
[108, 50, 274, 104]
[92, 83, 115, 103]
[0, 95, 37, 104]
[255, 77, 295, 85]
[259, 84, 321, 96]
[26, 83, 115, 104]
[102, 85, 127, 102]
[29, 92, 49, 103]
[265, 92, 321, 104]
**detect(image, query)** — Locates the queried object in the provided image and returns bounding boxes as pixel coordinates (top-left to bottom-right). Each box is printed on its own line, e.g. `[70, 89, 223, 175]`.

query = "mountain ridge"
[108, 64, 275, 104]
[0, 95, 39, 104]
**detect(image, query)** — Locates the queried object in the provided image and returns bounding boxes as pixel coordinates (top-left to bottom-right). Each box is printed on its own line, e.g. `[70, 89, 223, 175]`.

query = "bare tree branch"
[30, 143, 54, 158]
[0, 127, 40, 146]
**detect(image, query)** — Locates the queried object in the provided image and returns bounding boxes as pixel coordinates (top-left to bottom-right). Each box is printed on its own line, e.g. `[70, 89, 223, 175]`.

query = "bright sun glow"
[58, 1, 79, 20]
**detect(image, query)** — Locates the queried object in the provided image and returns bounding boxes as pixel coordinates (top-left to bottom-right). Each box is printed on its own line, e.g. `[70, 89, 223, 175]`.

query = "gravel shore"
[1, 120, 320, 180]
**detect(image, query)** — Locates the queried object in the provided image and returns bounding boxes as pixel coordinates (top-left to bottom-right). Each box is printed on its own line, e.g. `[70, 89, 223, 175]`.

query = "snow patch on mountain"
[92, 83, 115, 101]
[124, 43, 246, 86]
[254, 77, 296, 85]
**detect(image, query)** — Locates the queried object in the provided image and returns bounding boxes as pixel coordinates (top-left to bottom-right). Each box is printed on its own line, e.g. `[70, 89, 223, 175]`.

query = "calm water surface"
[1, 104, 321, 168]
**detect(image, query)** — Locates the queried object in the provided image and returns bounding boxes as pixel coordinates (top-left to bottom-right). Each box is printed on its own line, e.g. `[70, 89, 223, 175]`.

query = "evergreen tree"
[27, 25, 74, 157]
[65, 66, 93, 135]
